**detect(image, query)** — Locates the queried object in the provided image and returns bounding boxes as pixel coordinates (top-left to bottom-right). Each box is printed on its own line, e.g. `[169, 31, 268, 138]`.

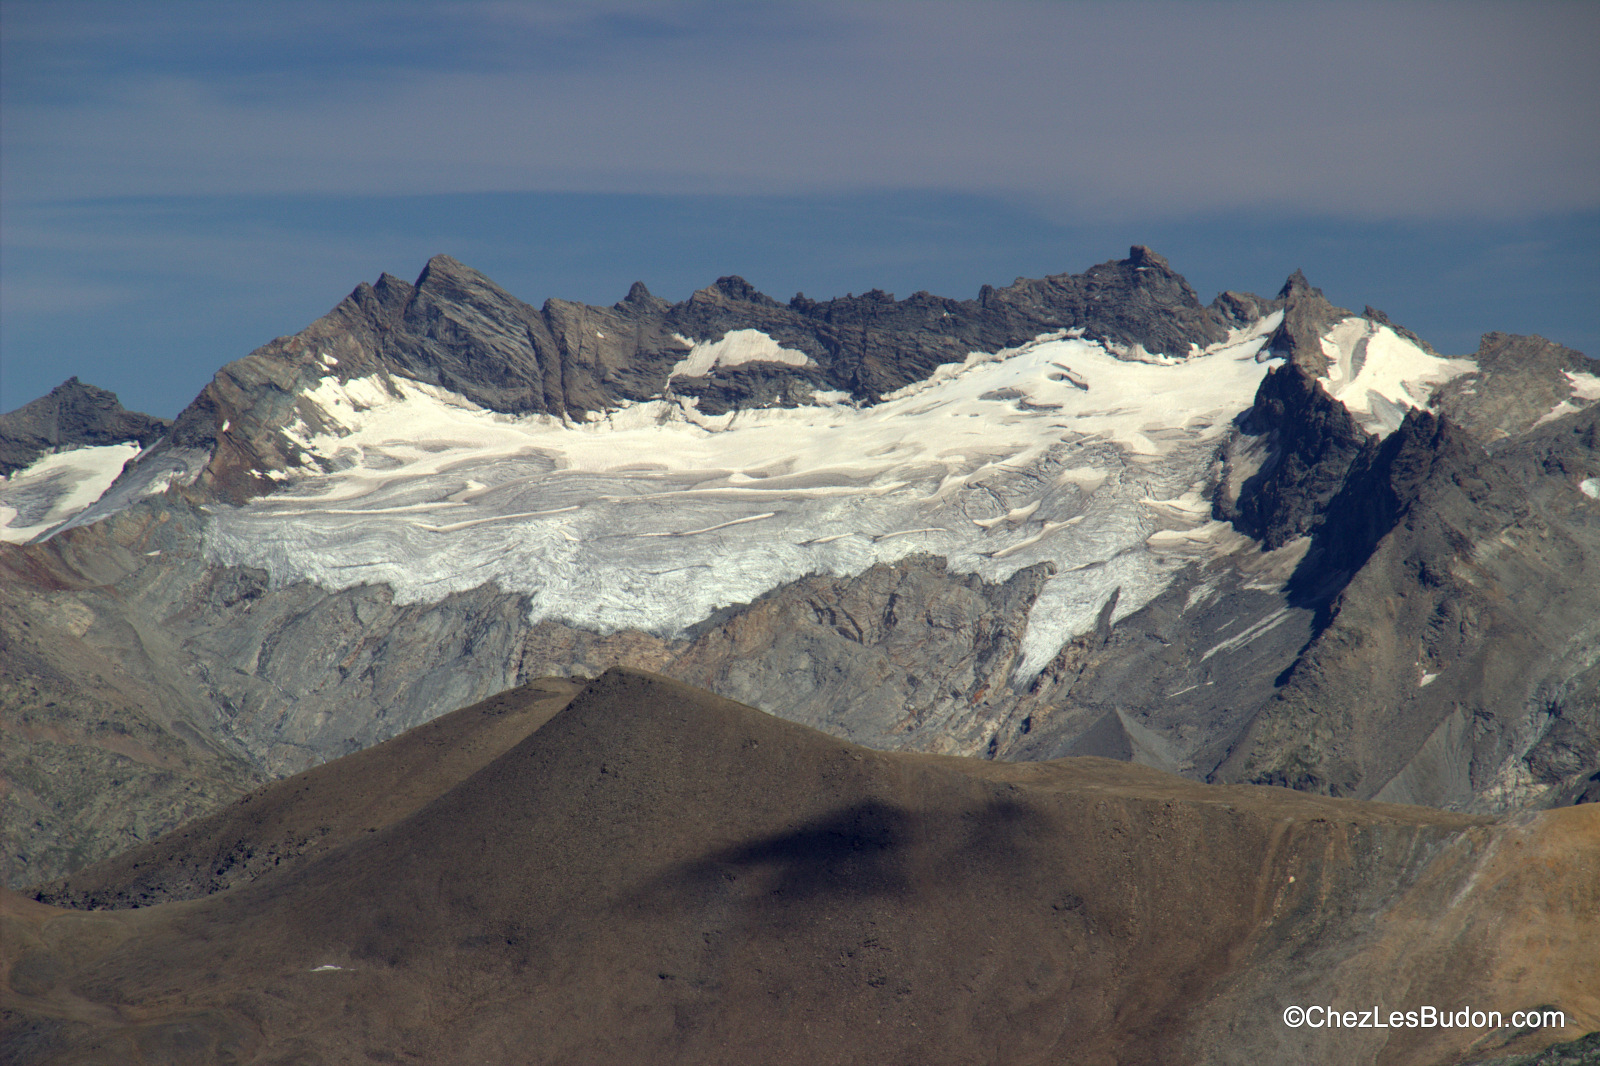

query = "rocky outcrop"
[1431, 332, 1598, 445]
[1264, 269, 1353, 375]
[655, 555, 1054, 754]
[1008, 317, 1600, 812]
[1212, 404, 1600, 808]
[0, 378, 169, 476]
[1215, 360, 1372, 549]
[0, 534, 263, 888]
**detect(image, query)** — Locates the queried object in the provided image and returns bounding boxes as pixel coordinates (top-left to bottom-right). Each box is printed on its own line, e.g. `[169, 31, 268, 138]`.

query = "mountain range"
[1, 247, 1597, 1062]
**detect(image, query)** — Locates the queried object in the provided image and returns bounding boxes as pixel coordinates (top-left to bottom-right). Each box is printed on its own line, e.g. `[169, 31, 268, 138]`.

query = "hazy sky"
[4, 0, 1598, 416]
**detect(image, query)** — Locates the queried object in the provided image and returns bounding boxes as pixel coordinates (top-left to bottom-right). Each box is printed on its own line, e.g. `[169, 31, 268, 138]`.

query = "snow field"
[0, 443, 142, 543]
[202, 322, 1283, 677]
[1319, 317, 1476, 436]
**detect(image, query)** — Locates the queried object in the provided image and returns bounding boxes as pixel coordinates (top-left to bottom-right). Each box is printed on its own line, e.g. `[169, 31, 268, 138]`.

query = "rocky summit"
[0, 248, 1597, 1063]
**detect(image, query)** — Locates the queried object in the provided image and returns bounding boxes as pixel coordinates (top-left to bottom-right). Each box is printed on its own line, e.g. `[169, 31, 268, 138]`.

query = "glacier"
[201, 315, 1289, 678]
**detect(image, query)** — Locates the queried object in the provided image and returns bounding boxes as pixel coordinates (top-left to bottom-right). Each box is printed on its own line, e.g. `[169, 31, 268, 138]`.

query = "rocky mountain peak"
[1267, 269, 1353, 375]
[1278, 268, 1321, 300]
[408, 253, 523, 310]
[1124, 244, 1171, 271]
[692, 275, 782, 308]
[1210, 290, 1278, 328]
[36, 250, 1350, 514]
[616, 280, 669, 314]
[0, 377, 170, 476]
[414, 252, 473, 282]
[371, 271, 415, 308]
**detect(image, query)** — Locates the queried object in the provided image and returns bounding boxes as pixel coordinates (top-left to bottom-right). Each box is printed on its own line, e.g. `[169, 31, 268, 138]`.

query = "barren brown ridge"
[3, 669, 1596, 1065]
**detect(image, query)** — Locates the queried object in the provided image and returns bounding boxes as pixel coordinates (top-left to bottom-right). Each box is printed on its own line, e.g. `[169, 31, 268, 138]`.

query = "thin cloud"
[4, 1, 1596, 219]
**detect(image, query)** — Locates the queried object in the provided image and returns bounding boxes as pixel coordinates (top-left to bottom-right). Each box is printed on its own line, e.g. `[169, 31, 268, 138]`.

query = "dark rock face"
[1212, 404, 1600, 807]
[1210, 288, 1277, 327]
[1216, 361, 1371, 549]
[0, 378, 170, 475]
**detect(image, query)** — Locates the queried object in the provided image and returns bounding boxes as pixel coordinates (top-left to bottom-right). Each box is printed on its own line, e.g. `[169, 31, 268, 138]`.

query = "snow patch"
[669, 330, 811, 379]
[1200, 608, 1290, 662]
[1320, 317, 1475, 437]
[1565, 370, 1600, 401]
[1580, 478, 1600, 500]
[1533, 401, 1582, 429]
[0, 443, 141, 543]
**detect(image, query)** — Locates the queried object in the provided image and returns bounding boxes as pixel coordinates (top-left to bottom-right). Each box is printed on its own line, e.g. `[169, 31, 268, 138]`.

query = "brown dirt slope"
[31, 676, 583, 908]
[3, 669, 1596, 1066]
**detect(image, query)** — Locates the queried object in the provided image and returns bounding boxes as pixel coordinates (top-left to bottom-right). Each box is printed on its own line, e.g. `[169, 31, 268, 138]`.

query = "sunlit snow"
[669, 329, 811, 379]
[1533, 401, 1583, 429]
[1320, 317, 1475, 437]
[0, 443, 141, 543]
[1565, 370, 1600, 401]
[203, 321, 1283, 677]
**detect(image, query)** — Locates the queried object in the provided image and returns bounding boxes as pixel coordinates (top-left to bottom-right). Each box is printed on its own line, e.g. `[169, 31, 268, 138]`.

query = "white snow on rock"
[203, 318, 1284, 678]
[1524, 368, 1599, 429]
[1565, 369, 1600, 401]
[669, 329, 812, 379]
[0, 443, 142, 543]
[1320, 317, 1476, 437]
[1581, 478, 1600, 500]
[1534, 401, 1583, 429]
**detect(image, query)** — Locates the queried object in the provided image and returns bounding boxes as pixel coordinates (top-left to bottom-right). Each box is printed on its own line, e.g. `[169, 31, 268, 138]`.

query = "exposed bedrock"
[1207, 393, 1600, 809]
[7, 387, 1599, 888]
[6, 249, 1599, 891]
[1432, 331, 1599, 444]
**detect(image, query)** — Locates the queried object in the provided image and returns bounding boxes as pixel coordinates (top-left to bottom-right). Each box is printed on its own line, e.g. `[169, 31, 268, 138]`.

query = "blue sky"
[3, 0, 1597, 417]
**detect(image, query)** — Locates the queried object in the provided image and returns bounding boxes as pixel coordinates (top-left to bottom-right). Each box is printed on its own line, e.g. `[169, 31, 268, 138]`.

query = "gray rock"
[1431, 332, 1599, 445]
[0, 378, 169, 476]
